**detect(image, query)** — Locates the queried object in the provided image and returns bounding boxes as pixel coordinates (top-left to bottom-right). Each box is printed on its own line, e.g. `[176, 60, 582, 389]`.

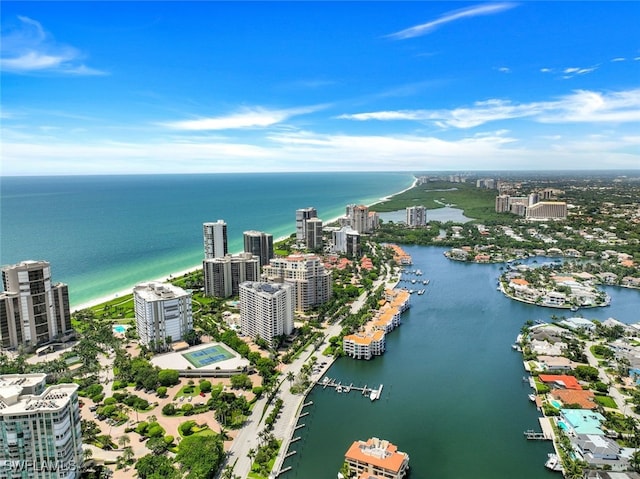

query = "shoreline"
[71, 176, 417, 312]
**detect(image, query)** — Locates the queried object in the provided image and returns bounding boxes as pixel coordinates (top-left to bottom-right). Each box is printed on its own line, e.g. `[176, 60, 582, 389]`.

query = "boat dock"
[523, 418, 554, 441]
[320, 377, 383, 400]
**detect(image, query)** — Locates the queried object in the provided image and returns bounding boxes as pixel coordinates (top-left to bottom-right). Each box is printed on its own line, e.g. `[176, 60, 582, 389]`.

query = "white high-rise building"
[0, 373, 83, 479]
[295, 207, 317, 241]
[203, 253, 260, 298]
[203, 220, 228, 259]
[406, 206, 427, 227]
[262, 254, 332, 312]
[332, 227, 360, 256]
[1, 260, 71, 349]
[239, 282, 294, 347]
[133, 282, 193, 351]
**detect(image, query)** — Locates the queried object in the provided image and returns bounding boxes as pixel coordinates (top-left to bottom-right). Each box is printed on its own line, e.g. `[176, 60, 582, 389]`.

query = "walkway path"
[216, 266, 399, 478]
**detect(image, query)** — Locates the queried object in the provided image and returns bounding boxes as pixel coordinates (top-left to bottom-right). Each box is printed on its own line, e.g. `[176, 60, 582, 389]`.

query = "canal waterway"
[281, 245, 640, 479]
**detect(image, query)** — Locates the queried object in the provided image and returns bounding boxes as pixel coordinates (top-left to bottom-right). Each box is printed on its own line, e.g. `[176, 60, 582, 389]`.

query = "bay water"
[283, 245, 640, 479]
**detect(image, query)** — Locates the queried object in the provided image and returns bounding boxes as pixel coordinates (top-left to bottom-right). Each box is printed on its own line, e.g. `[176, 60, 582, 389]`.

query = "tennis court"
[182, 344, 235, 368]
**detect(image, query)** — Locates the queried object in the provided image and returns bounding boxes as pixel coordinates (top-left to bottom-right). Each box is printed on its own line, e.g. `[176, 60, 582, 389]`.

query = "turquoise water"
[283, 246, 640, 479]
[550, 400, 562, 409]
[112, 325, 127, 334]
[1, 172, 413, 306]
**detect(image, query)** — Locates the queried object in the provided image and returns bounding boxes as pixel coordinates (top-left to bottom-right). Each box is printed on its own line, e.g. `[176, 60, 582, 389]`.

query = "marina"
[320, 377, 383, 401]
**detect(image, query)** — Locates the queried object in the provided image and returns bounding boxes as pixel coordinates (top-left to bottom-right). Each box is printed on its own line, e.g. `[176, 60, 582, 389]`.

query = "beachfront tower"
[203, 220, 228, 259]
[243, 230, 274, 268]
[295, 207, 317, 242]
[0, 373, 83, 479]
[203, 253, 259, 298]
[133, 281, 193, 351]
[239, 282, 294, 347]
[0, 260, 71, 350]
[262, 254, 332, 312]
[305, 217, 324, 251]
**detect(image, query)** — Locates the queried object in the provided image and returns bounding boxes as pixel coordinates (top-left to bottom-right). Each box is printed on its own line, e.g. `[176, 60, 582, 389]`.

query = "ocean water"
[0, 172, 413, 307]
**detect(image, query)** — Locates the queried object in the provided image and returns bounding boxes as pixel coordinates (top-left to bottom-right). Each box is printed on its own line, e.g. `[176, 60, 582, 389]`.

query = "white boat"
[369, 390, 377, 401]
[544, 453, 563, 472]
[417, 289, 425, 295]
[528, 393, 537, 402]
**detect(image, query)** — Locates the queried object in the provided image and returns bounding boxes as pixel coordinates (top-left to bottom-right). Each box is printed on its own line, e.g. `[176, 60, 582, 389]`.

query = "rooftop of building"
[0, 374, 78, 415]
[560, 409, 605, 435]
[345, 437, 408, 473]
[133, 281, 190, 301]
[240, 281, 291, 294]
[551, 389, 597, 409]
[539, 374, 583, 390]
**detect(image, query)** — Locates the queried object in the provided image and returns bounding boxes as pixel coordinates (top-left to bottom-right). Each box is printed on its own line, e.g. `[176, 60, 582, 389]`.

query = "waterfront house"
[559, 317, 597, 333]
[558, 409, 606, 435]
[530, 339, 567, 357]
[344, 437, 410, 479]
[536, 355, 575, 372]
[550, 389, 597, 409]
[539, 374, 582, 390]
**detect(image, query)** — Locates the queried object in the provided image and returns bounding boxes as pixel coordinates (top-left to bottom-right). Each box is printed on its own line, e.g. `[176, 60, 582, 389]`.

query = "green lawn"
[594, 395, 618, 409]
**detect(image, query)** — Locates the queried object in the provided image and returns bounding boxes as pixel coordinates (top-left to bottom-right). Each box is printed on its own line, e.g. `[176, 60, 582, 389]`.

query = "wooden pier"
[523, 429, 550, 441]
[319, 377, 383, 400]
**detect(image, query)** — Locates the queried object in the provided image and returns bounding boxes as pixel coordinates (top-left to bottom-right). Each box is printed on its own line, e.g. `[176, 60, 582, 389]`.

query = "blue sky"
[1, 1, 639, 175]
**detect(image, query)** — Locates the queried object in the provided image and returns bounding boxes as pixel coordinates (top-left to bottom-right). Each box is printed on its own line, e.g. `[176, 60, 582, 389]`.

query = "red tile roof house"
[550, 389, 598, 409]
[539, 374, 583, 390]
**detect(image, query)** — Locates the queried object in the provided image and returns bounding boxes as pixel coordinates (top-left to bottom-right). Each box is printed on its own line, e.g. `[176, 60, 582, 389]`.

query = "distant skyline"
[1, 1, 639, 175]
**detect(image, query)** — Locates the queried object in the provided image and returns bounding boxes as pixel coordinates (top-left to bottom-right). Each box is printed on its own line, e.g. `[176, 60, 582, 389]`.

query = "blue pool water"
[550, 400, 562, 409]
[112, 325, 127, 334]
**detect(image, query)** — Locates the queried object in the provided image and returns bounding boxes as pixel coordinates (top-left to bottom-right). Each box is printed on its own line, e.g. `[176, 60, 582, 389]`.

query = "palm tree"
[247, 448, 256, 462]
[117, 434, 130, 449]
[286, 371, 295, 385]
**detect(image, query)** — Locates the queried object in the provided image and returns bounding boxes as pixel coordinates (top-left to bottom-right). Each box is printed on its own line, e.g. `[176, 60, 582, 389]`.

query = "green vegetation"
[248, 433, 280, 479]
[373, 180, 503, 222]
[594, 394, 618, 409]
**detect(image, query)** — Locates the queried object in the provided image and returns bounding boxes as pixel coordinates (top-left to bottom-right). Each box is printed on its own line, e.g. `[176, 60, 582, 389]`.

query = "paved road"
[217, 267, 398, 478]
[584, 340, 640, 419]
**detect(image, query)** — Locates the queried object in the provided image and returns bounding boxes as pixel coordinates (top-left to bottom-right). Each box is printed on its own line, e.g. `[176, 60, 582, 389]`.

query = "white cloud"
[497, 67, 511, 73]
[611, 57, 626, 62]
[386, 3, 517, 40]
[561, 66, 598, 79]
[162, 105, 325, 131]
[0, 16, 105, 75]
[540, 68, 553, 73]
[4, 127, 638, 175]
[338, 88, 640, 128]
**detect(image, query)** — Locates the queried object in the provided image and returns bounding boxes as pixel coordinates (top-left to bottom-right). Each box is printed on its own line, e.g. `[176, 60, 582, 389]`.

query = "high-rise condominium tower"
[239, 282, 294, 347]
[262, 254, 332, 312]
[305, 218, 324, 251]
[295, 207, 317, 241]
[203, 220, 228, 259]
[0, 260, 71, 349]
[243, 231, 274, 268]
[0, 373, 83, 479]
[406, 206, 427, 227]
[203, 253, 260, 298]
[133, 282, 193, 351]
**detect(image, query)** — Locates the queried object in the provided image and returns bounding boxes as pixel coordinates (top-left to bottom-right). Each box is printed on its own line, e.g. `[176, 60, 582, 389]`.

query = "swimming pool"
[558, 420, 568, 430]
[112, 325, 127, 334]
[550, 400, 562, 409]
